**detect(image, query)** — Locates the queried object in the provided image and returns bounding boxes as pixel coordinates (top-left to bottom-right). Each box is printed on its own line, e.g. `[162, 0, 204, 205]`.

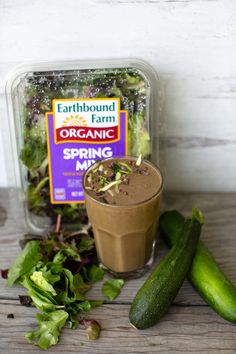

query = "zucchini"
[159, 210, 236, 324]
[129, 208, 203, 329]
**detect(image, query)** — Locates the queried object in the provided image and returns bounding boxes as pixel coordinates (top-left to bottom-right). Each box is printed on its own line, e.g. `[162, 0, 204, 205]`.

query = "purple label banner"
[46, 112, 128, 203]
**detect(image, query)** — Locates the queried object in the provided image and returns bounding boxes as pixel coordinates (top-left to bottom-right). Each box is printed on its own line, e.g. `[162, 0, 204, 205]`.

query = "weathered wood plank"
[1, 190, 236, 306]
[0, 299, 236, 354]
[1, 190, 236, 353]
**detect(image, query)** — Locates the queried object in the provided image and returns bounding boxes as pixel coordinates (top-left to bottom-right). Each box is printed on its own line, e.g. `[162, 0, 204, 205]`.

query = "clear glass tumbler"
[83, 157, 163, 278]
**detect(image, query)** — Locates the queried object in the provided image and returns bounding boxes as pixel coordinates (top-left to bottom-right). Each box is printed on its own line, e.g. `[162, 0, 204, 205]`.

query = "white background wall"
[0, 0, 236, 191]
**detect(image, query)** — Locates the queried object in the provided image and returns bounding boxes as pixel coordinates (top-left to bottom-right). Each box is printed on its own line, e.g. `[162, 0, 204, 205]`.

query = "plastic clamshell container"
[6, 58, 159, 234]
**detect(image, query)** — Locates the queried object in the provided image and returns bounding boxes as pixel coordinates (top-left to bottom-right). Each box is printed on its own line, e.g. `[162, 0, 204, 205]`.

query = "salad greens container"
[6, 59, 159, 233]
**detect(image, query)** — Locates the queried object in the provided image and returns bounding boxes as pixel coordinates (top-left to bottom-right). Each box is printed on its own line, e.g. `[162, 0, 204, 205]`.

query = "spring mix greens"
[6, 230, 124, 349]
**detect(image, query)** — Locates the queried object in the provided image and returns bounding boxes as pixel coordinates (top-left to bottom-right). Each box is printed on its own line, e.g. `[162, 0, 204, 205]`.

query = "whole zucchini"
[129, 208, 203, 329]
[159, 210, 236, 324]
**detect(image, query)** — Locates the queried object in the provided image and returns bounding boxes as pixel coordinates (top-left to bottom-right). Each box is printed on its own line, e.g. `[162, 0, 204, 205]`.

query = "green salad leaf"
[30, 271, 57, 296]
[77, 237, 94, 253]
[4, 230, 125, 349]
[84, 320, 101, 340]
[7, 241, 41, 286]
[20, 276, 60, 312]
[102, 279, 125, 301]
[87, 264, 105, 282]
[5, 230, 124, 349]
[76, 300, 93, 313]
[40, 262, 63, 285]
[26, 310, 68, 350]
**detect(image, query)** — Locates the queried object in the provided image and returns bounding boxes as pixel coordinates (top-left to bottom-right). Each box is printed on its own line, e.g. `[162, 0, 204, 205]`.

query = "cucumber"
[159, 210, 236, 324]
[129, 208, 203, 329]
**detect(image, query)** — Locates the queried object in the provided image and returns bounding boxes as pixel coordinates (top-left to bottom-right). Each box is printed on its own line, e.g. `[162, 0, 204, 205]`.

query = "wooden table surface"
[0, 189, 236, 353]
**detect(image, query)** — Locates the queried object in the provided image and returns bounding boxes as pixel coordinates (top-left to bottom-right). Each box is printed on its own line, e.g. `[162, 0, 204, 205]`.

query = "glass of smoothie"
[82, 156, 163, 278]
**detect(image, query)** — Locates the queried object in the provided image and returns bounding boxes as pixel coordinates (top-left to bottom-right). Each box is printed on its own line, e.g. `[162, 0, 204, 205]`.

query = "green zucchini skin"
[159, 210, 236, 324]
[129, 210, 202, 329]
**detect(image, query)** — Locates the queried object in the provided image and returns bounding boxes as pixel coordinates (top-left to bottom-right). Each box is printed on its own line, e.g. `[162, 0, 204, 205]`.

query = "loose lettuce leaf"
[68, 299, 103, 317]
[102, 279, 124, 301]
[67, 315, 79, 330]
[30, 271, 57, 296]
[73, 274, 90, 295]
[1, 269, 8, 279]
[52, 250, 67, 264]
[55, 269, 89, 305]
[5, 227, 125, 348]
[87, 264, 104, 282]
[76, 300, 93, 313]
[77, 237, 94, 253]
[19, 295, 32, 307]
[29, 293, 61, 313]
[7, 241, 41, 286]
[52, 247, 81, 264]
[26, 310, 68, 350]
[20, 276, 61, 312]
[41, 262, 63, 285]
[82, 320, 101, 340]
[61, 247, 81, 262]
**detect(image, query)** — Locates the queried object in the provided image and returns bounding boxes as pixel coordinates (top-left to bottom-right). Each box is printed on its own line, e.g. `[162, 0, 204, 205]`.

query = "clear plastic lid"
[6, 58, 159, 233]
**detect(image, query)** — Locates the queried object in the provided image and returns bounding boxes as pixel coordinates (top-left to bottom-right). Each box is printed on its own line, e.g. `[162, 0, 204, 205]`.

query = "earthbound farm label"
[46, 98, 128, 203]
